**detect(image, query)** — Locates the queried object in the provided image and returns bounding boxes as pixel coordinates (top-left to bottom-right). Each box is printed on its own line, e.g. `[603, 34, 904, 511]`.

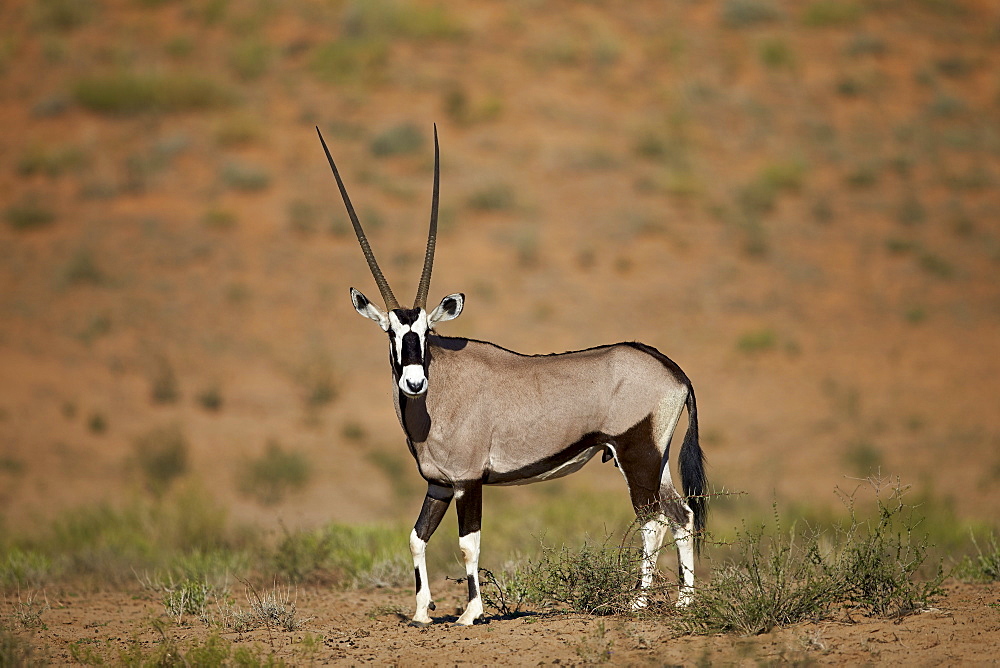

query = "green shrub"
[196, 386, 223, 412]
[238, 441, 310, 506]
[74, 72, 233, 115]
[229, 38, 271, 80]
[161, 578, 214, 624]
[62, 248, 104, 286]
[220, 162, 271, 192]
[843, 440, 882, 476]
[759, 37, 795, 69]
[803, 1, 862, 27]
[215, 113, 263, 147]
[134, 424, 189, 495]
[18, 144, 87, 177]
[311, 38, 389, 84]
[467, 184, 515, 211]
[342, 0, 464, 40]
[954, 532, 1000, 582]
[150, 356, 179, 404]
[831, 483, 945, 617]
[721, 0, 783, 27]
[272, 523, 404, 585]
[520, 539, 644, 615]
[202, 207, 238, 230]
[223, 581, 313, 633]
[675, 520, 837, 635]
[736, 328, 777, 353]
[675, 478, 944, 635]
[5, 198, 56, 231]
[370, 123, 424, 157]
[32, 0, 97, 30]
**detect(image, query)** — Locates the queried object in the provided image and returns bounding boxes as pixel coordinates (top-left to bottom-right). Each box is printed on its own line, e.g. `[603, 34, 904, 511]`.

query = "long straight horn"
[316, 126, 400, 310]
[414, 124, 439, 310]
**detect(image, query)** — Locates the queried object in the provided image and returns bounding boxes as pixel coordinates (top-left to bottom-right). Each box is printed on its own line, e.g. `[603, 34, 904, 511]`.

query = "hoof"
[408, 620, 432, 628]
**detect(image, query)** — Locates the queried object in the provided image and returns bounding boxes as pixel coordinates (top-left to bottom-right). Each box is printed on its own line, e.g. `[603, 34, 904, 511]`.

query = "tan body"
[399, 337, 688, 489]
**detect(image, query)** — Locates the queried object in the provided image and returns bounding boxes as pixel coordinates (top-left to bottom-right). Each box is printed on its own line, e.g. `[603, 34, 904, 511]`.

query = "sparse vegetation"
[228, 38, 271, 81]
[74, 72, 233, 115]
[32, 0, 98, 31]
[758, 37, 795, 69]
[202, 207, 238, 230]
[237, 440, 311, 506]
[802, 1, 862, 28]
[160, 577, 214, 624]
[17, 144, 88, 177]
[150, 355, 180, 404]
[519, 538, 645, 615]
[196, 385, 223, 412]
[954, 532, 1000, 582]
[61, 247, 104, 286]
[223, 580, 313, 633]
[133, 424, 189, 495]
[4, 197, 56, 231]
[467, 183, 515, 211]
[220, 161, 272, 192]
[673, 478, 945, 634]
[311, 38, 389, 84]
[736, 328, 778, 353]
[370, 123, 424, 157]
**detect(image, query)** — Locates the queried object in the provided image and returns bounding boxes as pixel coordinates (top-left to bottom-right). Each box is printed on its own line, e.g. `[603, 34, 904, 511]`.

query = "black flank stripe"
[483, 433, 610, 485]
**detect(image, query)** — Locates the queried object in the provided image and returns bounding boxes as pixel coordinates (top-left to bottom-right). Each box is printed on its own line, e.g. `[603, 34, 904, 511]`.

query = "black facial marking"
[414, 567, 422, 593]
[393, 308, 421, 326]
[401, 331, 423, 366]
[467, 575, 478, 603]
[388, 334, 400, 372]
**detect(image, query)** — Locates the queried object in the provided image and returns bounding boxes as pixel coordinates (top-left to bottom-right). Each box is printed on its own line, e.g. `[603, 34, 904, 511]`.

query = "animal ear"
[428, 293, 464, 325]
[351, 287, 389, 331]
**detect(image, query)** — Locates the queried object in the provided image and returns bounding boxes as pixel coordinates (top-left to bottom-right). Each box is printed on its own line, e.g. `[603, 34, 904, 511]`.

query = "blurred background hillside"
[1, 0, 999, 534]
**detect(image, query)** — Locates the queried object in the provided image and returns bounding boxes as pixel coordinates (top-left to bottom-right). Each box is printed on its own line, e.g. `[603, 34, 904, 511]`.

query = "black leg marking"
[414, 486, 453, 542]
[414, 567, 421, 594]
[467, 574, 478, 602]
[456, 481, 483, 537]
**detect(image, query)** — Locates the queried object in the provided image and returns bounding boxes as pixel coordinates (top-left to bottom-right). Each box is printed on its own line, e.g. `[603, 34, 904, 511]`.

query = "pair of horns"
[316, 124, 439, 311]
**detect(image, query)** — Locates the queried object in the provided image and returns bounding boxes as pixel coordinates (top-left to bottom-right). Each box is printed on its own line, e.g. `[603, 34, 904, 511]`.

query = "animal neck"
[398, 390, 431, 444]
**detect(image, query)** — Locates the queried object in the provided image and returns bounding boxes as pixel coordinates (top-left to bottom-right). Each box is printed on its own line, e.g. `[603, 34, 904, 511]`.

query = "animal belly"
[488, 445, 603, 486]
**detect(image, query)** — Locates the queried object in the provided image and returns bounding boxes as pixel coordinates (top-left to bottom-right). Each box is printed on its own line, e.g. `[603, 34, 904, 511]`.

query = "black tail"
[679, 383, 708, 554]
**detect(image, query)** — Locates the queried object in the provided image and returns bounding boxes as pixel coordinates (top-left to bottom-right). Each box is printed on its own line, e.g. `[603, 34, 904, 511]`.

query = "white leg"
[455, 530, 483, 625]
[671, 513, 696, 607]
[634, 514, 669, 609]
[409, 529, 434, 625]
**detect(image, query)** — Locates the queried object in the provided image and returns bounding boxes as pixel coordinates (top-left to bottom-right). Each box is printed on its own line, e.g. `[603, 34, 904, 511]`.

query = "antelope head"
[318, 125, 464, 399]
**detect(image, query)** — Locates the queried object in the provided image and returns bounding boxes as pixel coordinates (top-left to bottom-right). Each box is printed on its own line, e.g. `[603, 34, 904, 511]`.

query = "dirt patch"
[5, 581, 999, 665]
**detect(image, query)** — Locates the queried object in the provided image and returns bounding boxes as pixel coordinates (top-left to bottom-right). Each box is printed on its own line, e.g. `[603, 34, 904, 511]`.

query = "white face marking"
[389, 310, 431, 397]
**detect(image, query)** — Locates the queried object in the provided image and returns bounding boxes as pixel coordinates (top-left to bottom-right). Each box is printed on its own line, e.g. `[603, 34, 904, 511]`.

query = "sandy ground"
[5, 580, 999, 665]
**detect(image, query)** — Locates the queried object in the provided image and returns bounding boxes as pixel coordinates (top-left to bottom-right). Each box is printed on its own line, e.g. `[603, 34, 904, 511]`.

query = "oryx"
[317, 125, 707, 626]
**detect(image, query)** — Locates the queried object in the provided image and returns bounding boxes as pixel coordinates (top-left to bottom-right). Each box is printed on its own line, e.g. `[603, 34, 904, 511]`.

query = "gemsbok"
[317, 125, 707, 626]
